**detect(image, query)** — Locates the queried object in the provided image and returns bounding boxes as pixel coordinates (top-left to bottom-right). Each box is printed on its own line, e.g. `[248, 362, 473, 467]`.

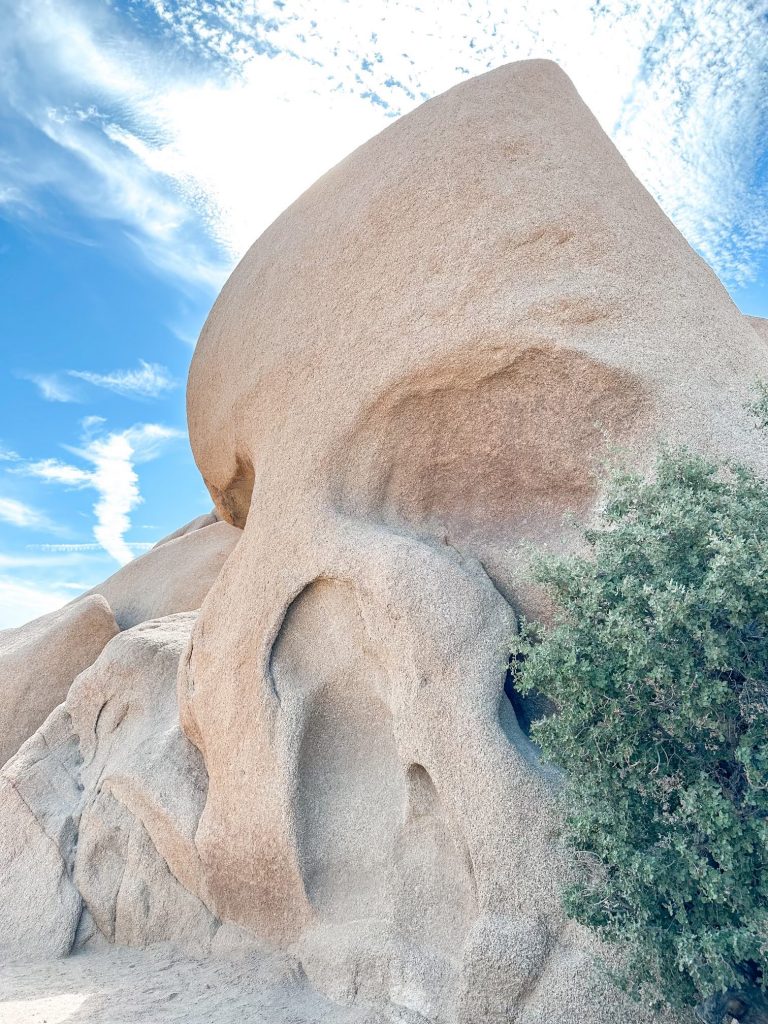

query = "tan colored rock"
[87, 520, 241, 629]
[177, 59, 767, 1021]
[0, 707, 83, 959]
[68, 613, 216, 951]
[0, 594, 118, 767]
[0, 612, 216, 960]
[152, 510, 219, 548]
[454, 914, 552, 1023]
[748, 314, 768, 345]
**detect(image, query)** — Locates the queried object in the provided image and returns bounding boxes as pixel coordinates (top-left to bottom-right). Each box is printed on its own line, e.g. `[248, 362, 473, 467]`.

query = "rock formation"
[749, 314, 768, 345]
[0, 512, 238, 773]
[0, 614, 210, 958]
[1, 59, 766, 1023]
[0, 595, 118, 766]
[85, 516, 240, 629]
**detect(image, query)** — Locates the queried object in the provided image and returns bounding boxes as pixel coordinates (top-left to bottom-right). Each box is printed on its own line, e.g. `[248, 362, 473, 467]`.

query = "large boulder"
[0, 594, 118, 766]
[176, 59, 768, 1020]
[0, 612, 217, 960]
[0, 512, 242, 958]
[0, 706, 84, 958]
[86, 519, 241, 630]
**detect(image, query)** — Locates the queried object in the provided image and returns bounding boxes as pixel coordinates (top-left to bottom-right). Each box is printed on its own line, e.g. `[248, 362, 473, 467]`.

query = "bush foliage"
[511, 446, 768, 1011]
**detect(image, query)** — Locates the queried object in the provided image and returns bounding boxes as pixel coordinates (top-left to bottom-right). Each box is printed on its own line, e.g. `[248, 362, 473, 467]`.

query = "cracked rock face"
[1, 58, 767, 1024]
[0, 614, 218, 960]
[0, 595, 119, 768]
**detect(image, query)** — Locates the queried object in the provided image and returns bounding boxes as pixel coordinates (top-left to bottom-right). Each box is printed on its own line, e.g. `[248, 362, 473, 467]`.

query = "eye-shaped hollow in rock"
[328, 343, 652, 614]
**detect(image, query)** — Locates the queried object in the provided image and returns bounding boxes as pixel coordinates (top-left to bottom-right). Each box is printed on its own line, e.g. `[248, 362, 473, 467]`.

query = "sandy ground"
[0, 946, 403, 1024]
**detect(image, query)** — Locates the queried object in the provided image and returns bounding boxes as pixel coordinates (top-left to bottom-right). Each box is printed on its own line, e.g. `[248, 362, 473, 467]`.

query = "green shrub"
[510, 445, 768, 1015]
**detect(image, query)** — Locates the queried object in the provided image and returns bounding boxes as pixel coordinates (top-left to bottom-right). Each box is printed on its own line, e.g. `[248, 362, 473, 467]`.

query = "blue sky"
[0, 0, 767, 627]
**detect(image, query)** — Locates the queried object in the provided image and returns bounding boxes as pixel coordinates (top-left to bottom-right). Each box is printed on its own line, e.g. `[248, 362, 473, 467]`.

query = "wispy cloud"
[28, 541, 153, 553]
[21, 372, 80, 403]
[0, 0, 228, 289]
[19, 361, 177, 402]
[0, 497, 54, 530]
[23, 458, 92, 486]
[0, 444, 20, 462]
[0, 548, 118, 627]
[0, 184, 30, 208]
[1, 0, 766, 290]
[0, 551, 100, 569]
[19, 420, 184, 564]
[0, 575, 72, 628]
[68, 360, 177, 398]
[80, 432, 141, 564]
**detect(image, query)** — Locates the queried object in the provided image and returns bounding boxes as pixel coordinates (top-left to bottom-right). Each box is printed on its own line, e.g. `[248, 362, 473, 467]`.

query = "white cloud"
[0, 551, 99, 568]
[81, 415, 105, 433]
[0, 184, 28, 207]
[1, 0, 766, 289]
[110, 423, 185, 464]
[102, 53, 387, 257]
[23, 458, 92, 486]
[68, 360, 177, 398]
[0, 0, 228, 289]
[0, 575, 71, 628]
[93, 0, 768, 287]
[30, 542, 153, 553]
[20, 421, 184, 564]
[88, 432, 140, 563]
[0, 444, 20, 462]
[0, 497, 53, 530]
[22, 372, 79, 402]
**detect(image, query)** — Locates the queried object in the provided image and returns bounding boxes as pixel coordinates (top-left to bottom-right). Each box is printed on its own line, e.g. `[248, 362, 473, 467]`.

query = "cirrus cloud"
[19, 420, 184, 564]
[1, 0, 765, 290]
[19, 361, 178, 403]
[0, 496, 54, 530]
[68, 360, 178, 398]
[20, 372, 80, 403]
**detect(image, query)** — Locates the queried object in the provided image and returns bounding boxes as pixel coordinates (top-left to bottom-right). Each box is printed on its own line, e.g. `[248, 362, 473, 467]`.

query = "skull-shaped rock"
[179, 60, 766, 1022]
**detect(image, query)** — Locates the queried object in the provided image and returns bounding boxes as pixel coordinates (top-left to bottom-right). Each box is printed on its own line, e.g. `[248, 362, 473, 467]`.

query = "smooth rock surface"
[86, 521, 240, 629]
[0, 707, 84, 958]
[152, 511, 219, 549]
[0, 595, 118, 766]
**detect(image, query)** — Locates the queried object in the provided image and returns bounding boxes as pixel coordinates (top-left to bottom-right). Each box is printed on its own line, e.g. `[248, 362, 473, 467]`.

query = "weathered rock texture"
[86, 519, 240, 629]
[0, 595, 118, 766]
[1, 59, 766, 1024]
[178, 58, 766, 1021]
[749, 314, 768, 345]
[0, 613, 217, 960]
